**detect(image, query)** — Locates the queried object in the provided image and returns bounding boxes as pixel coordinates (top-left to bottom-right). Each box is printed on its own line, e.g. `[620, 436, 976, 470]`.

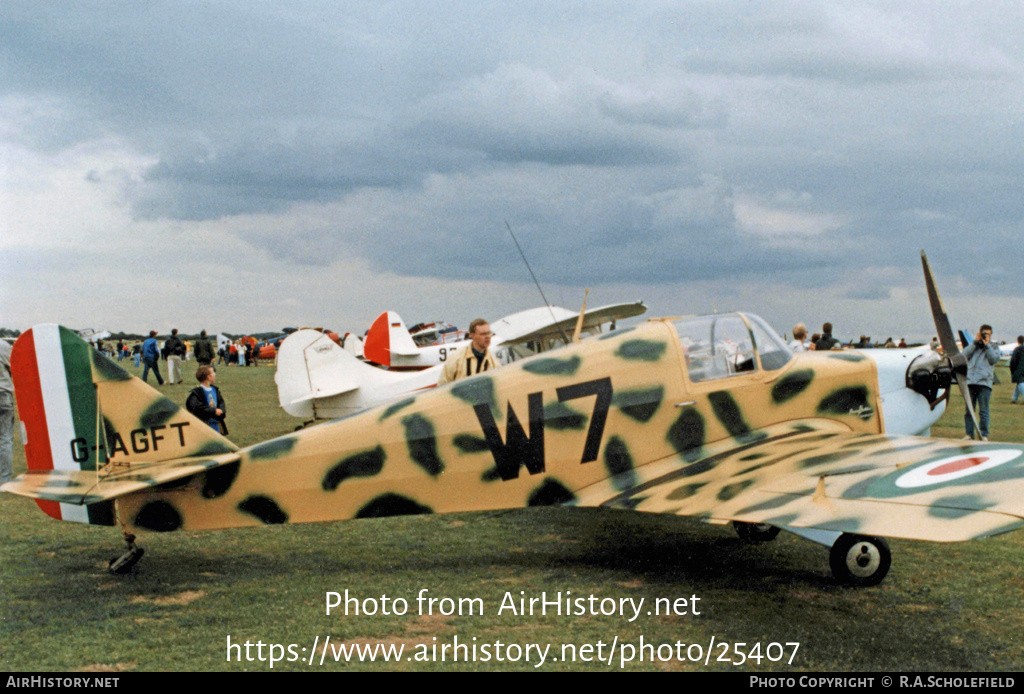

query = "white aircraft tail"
[276, 328, 440, 420]
[276, 330, 359, 418]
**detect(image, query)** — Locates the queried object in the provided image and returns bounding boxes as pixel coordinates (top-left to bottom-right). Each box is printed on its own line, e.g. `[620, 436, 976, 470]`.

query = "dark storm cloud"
[4, 1, 1024, 296]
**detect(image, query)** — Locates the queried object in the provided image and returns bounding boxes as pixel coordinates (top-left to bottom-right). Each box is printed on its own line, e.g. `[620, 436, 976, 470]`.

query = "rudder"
[9, 325, 237, 524]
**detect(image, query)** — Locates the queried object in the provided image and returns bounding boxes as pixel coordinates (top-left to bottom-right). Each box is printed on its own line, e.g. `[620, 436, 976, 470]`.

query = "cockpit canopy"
[673, 312, 793, 383]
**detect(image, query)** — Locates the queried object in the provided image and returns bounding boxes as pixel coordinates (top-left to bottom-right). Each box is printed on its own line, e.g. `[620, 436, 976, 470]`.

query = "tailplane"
[5, 325, 238, 524]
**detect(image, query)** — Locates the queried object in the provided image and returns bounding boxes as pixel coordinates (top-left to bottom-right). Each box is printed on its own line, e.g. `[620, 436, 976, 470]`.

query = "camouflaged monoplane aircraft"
[3, 253, 1023, 584]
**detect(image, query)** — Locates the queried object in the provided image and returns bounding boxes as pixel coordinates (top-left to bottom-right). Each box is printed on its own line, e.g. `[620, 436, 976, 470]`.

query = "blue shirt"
[201, 385, 220, 431]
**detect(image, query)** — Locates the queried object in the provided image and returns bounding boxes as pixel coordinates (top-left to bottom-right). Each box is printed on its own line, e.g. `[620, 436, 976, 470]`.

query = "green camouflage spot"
[761, 513, 800, 528]
[709, 391, 751, 438]
[738, 495, 799, 515]
[613, 386, 664, 422]
[451, 377, 498, 419]
[140, 399, 180, 428]
[134, 500, 182, 532]
[402, 414, 443, 476]
[717, 480, 754, 501]
[981, 520, 1024, 538]
[928, 506, 981, 520]
[323, 446, 386, 490]
[172, 457, 224, 469]
[544, 401, 586, 430]
[838, 434, 880, 449]
[202, 460, 241, 498]
[667, 407, 704, 460]
[522, 355, 581, 376]
[932, 495, 992, 514]
[813, 517, 865, 532]
[868, 441, 935, 457]
[38, 492, 99, 504]
[356, 494, 432, 518]
[379, 397, 415, 421]
[480, 466, 502, 483]
[453, 434, 490, 454]
[528, 479, 576, 506]
[103, 473, 156, 485]
[800, 449, 864, 469]
[679, 458, 718, 478]
[613, 497, 648, 511]
[46, 479, 85, 488]
[604, 436, 637, 491]
[667, 482, 706, 501]
[794, 432, 841, 442]
[91, 350, 132, 382]
[155, 474, 195, 492]
[829, 352, 866, 362]
[238, 495, 289, 524]
[248, 436, 298, 460]
[615, 339, 667, 362]
[737, 459, 779, 476]
[196, 441, 238, 456]
[771, 370, 814, 403]
[818, 387, 872, 417]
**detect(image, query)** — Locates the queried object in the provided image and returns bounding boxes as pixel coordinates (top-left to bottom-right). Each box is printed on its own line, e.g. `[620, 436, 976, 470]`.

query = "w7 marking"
[473, 377, 613, 481]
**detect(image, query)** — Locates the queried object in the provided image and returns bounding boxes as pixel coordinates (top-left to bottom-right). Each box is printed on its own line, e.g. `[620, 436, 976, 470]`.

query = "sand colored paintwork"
[5, 318, 1024, 544]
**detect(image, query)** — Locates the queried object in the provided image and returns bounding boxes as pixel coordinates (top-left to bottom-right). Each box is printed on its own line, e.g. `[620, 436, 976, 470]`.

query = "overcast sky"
[2, 1, 1023, 342]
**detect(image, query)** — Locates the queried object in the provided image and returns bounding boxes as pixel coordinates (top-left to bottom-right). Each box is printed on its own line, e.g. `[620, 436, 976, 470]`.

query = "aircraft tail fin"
[342, 332, 364, 359]
[6, 325, 238, 524]
[275, 329, 361, 418]
[364, 311, 420, 366]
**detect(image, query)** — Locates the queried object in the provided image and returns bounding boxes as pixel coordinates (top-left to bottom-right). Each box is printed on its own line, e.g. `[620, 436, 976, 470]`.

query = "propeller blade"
[921, 251, 960, 358]
[921, 250, 980, 440]
[955, 371, 983, 440]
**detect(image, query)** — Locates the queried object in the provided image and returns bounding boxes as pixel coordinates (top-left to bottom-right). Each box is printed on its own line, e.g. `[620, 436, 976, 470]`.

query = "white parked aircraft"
[277, 301, 646, 422]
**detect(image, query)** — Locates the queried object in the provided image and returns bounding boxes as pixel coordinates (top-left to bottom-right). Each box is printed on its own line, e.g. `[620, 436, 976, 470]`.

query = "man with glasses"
[438, 319, 497, 385]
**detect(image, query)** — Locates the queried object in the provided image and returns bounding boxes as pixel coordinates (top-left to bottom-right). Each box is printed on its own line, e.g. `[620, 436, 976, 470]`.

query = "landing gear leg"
[829, 533, 890, 586]
[109, 502, 145, 575]
[108, 533, 144, 574]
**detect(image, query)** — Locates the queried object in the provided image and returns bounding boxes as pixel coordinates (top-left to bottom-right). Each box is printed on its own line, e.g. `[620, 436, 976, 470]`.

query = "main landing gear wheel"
[829, 533, 890, 586]
[108, 534, 145, 575]
[733, 521, 781, 543]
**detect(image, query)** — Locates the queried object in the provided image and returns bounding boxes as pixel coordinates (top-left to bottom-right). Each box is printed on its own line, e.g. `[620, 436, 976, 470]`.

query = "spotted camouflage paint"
[8, 319, 1024, 544]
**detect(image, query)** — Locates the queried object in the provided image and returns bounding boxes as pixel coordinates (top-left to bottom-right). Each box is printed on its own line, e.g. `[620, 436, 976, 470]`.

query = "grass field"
[1, 357, 1023, 672]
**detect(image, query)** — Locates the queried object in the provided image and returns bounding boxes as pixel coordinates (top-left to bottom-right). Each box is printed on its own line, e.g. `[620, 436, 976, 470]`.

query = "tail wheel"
[733, 521, 781, 543]
[830, 533, 891, 586]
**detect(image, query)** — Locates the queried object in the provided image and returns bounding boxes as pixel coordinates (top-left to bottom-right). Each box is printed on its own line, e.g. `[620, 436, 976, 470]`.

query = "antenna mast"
[504, 221, 571, 344]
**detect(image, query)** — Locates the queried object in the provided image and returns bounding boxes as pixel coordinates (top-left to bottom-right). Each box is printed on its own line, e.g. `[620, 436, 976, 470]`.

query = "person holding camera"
[963, 324, 1001, 440]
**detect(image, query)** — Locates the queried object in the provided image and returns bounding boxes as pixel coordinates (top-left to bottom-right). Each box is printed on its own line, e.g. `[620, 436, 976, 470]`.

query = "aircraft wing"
[574, 421, 1024, 542]
[494, 301, 647, 345]
[1, 452, 242, 505]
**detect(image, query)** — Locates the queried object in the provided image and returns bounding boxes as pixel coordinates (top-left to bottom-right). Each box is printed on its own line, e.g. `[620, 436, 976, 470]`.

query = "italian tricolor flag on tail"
[10, 324, 112, 524]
